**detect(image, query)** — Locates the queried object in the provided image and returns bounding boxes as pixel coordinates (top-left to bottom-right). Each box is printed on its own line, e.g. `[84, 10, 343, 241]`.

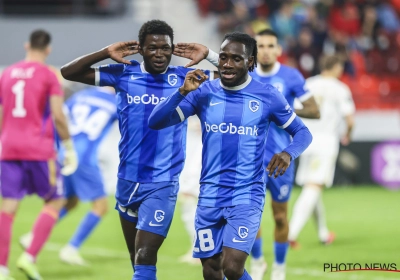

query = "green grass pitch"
[5, 186, 400, 280]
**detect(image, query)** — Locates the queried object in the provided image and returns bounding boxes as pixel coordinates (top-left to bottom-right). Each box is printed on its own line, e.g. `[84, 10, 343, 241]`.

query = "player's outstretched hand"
[106, 41, 139, 65]
[174, 43, 209, 67]
[179, 69, 208, 96]
[266, 152, 291, 179]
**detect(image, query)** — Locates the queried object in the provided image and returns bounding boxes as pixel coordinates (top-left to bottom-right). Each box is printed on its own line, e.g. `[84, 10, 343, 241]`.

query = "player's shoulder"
[279, 64, 304, 81]
[123, 60, 141, 72]
[249, 78, 279, 95]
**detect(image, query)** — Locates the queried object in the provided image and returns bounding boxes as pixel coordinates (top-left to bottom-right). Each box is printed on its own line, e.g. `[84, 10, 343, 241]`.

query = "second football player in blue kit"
[61, 20, 213, 280]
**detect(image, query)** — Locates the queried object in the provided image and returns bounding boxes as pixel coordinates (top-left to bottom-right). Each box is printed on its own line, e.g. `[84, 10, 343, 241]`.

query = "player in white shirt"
[288, 55, 355, 247]
[178, 116, 202, 265]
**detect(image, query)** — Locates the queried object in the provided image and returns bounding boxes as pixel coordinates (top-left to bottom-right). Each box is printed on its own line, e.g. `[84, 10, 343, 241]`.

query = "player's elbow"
[148, 116, 163, 130]
[60, 65, 73, 81]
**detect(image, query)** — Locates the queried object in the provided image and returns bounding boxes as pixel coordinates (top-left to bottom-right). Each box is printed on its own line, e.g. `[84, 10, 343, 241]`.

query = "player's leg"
[249, 229, 267, 280]
[0, 161, 26, 279]
[0, 199, 21, 280]
[179, 191, 199, 264]
[194, 206, 224, 280]
[60, 170, 108, 265]
[289, 153, 334, 245]
[270, 201, 289, 280]
[16, 160, 64, 280]
[313, 196, 335, 244]
[264, 166, 294, 280]
[223, 204, 263, 280]
[118, 181, 179, 279]
[200, 254, 223, 280]
[119, 215, 138, 271]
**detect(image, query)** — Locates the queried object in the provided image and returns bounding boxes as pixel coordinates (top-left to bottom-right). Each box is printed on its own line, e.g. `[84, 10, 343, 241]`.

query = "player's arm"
[174, 43, 220, 78]
[296, 96, 320, 119]
[148, 69, 208, 129]
[340, 87, 356, 146]
[50, 95, 78, 175]
[61, 41, 139, 85]
[267, 89, 313, 178]
[291, 71, 320, 119]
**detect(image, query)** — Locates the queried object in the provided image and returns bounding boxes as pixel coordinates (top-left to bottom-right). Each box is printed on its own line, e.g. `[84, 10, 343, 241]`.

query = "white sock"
[314, 196, 329, 241]
[180, 194, 197, 241]
[289, 186, 321, 241]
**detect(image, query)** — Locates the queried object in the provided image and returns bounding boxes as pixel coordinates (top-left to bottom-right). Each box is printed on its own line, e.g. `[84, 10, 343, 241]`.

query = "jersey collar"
[255, 62, 281, 77]
[220, 75, 252, 91]
[140, 62, 169, 74]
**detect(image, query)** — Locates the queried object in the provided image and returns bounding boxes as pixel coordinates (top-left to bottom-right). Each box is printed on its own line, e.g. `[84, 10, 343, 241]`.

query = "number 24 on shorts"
[193, 229, 215, 252]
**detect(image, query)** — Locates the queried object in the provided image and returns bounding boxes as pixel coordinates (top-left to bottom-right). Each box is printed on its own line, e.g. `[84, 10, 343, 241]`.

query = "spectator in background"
[270, 2, 298, 50]
[288, 26, 320, 78]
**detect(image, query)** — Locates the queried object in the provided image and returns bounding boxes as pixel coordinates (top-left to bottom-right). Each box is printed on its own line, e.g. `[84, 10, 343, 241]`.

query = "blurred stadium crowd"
[196, 0, 400, 109]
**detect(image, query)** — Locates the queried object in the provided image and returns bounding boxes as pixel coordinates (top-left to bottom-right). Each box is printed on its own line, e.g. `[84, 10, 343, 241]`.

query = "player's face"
[140, 34, 173, 74]
[218, 40, 254, 87]
[256, 35, 282, 67]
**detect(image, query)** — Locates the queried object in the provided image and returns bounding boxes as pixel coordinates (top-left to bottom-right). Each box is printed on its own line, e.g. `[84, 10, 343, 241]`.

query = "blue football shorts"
[64, 165, 106, 202]
[266, 163, 295, 203]
[192, 204, 263, 259]
[115, 178, 179, 237]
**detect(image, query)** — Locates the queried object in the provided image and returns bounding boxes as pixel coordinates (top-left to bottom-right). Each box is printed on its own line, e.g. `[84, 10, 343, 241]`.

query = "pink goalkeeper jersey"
[0, 61, 63, 160]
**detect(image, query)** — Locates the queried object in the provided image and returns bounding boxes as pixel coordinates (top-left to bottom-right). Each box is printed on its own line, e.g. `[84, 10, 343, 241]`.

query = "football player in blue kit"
[149, 32, 312, 280]
[61, 20, 213, 280]
[173, 29, 320, 280]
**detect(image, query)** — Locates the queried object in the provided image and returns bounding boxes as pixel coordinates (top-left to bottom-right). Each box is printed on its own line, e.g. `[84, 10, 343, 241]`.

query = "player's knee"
[65, 197, 79, 211]
[223, 262, 243, 280]
[202, 267, 222, 280]
[135, 247, 157, 265]
[273, 211, 288, 228]
[92, 198, 108, 217]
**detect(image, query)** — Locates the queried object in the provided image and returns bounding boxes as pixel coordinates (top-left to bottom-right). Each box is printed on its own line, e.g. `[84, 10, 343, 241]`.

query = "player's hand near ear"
[105, 41, 139, 65]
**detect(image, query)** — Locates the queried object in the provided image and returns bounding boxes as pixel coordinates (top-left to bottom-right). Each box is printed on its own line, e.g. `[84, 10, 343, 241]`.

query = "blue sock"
[251, 237, 263, 259]
[274, 241, 289, 264]
[133, 265, 156, 280]
[58, 207, 68, 221]
[69, 211, 101, 248]
[239, 269, 252, 280]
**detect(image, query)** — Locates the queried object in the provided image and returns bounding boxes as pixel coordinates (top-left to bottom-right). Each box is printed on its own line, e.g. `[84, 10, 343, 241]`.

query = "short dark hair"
[29, 29, 51, 50]
[256, 29, 278, 40]
[320, 55, 343, 71]
[138, 20, 174, 47]
[222, 32, 257, 72]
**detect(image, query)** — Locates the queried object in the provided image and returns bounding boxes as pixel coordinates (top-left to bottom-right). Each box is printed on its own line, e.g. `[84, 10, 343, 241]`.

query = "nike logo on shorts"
[232, 238, 247, 243]
[149, 221, 163, 227]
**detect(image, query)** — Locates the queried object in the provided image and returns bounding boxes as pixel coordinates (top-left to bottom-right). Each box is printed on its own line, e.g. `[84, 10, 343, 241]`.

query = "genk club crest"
[168, 74, 178, 86]
[154, 210, 165, 222]
[238, 226, 249, 239]
[249, 100, 260, 112]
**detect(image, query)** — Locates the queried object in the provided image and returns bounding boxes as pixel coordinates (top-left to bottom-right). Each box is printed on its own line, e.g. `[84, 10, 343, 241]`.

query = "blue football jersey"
[176, 77, 297, 208]
[95, 60, 212, 183]
[250, 62, 311, 159]
[64, 88, 118, 166]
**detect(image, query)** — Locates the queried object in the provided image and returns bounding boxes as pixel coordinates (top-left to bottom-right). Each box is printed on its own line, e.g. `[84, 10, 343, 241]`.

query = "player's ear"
[46, 45, 52, 55]
[24, 42, 30, 51]
[277, 44, 283, 57]
[138, 45, 144, 56]
[248, 56, 255, 69]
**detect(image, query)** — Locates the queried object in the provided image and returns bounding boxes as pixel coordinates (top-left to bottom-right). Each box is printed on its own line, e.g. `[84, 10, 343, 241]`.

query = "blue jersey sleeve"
[269, 87, 312, 160]
[290, 69, 311, 102]
[95, 63, 125, 87]
[148, 89, 198, 130]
